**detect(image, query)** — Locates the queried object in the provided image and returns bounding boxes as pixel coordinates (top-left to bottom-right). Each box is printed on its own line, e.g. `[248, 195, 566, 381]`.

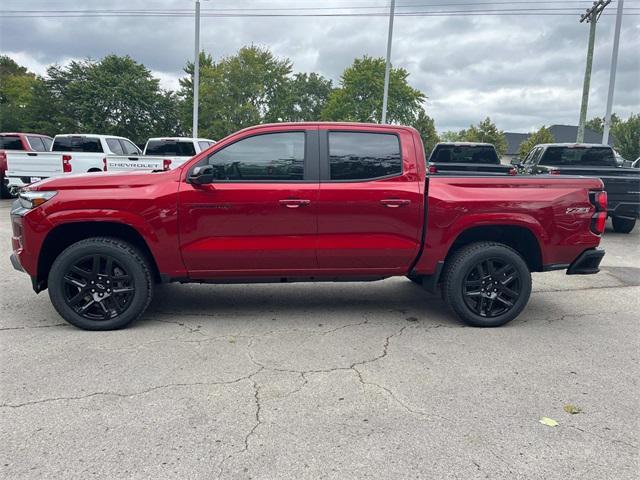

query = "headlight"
[18, 191, 57, 209]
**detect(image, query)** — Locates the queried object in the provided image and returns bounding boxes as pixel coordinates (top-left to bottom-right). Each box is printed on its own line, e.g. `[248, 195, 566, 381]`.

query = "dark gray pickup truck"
[427, 142, 517, 176]
[518, 143, 640, 233]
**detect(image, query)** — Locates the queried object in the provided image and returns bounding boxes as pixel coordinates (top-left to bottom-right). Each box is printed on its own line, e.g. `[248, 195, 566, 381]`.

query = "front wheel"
[48, 237, 154, 330]
[612, 216, 636, 234]
[441, 242, 532, 327]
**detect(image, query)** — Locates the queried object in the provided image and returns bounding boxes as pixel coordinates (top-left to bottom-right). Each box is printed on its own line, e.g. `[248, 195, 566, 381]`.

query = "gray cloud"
[1, 0, 638, 132]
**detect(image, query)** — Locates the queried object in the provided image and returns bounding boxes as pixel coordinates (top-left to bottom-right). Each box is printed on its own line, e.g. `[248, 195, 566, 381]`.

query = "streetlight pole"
[381, 0, 395, 124]
[577, 0, 611, 143]
[602, 0, 624, 145]
[192, 0, 201, 138]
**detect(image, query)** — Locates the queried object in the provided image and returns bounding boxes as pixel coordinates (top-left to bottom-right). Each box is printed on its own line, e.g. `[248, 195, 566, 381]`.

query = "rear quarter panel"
[413, 176, 604, 273]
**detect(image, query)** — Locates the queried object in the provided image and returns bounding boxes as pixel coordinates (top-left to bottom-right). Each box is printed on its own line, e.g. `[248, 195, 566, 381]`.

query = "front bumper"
[567, 248, 605, 275]
[10, 252, 24, 272]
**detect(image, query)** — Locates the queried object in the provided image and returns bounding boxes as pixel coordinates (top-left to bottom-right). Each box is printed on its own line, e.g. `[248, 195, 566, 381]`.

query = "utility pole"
[577, 0, 611, 143]
[381, 0, 395, 124]
[192, 0, 201, 138]
[603, 0, 624, 145]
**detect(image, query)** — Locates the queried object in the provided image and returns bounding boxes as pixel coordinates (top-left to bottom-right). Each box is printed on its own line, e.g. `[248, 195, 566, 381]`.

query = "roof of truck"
[146, 137, 215, 143]
[53, 134, 133, 140]
[435, 142, 495, 147]
[535, 143, 613, 148]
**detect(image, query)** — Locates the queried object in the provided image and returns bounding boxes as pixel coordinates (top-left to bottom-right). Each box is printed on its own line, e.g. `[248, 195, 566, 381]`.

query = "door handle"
[279, 199, 311, 208]
[380, 199, 411, 208]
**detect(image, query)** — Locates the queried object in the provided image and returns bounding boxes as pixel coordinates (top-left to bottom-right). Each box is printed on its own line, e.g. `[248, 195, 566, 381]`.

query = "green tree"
[180, 46, 293, 140]
[412, 108, 439, 156]
[0, 56, 42, 132]
[585, 114, 620, 134]
[43, 55, 182, 143]
[277, 72, 333, 122]
[518, 126, 555, 159]
[611, 114, 640, 160]
[459, 117, 508, 156]
[440, 131, 463, 142]
[321, 56, 425, 124]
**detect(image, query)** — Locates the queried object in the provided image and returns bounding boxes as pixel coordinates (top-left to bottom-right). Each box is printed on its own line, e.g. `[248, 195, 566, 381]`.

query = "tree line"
[1, 47, 638, 160]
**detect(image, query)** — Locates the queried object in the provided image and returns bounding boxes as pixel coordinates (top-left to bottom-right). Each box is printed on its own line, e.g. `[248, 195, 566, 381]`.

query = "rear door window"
[328, 132, 401, 181]
[198, 141, 213, 151]
[26, 136, 46, 151]
[431, 145, 499, 164]
[106, 138, 125, 155]
[146, 140, 197, 157]
[0, 136, 25, 150]
[540, 147, 617, 167]
[52, 137, 104, 153]
[42, 137, 53, 151]
[119, 139, 140, 155]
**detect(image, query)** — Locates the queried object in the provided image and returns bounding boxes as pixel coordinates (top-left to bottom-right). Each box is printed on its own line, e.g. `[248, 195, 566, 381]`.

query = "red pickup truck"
[10, 122, 606, 330]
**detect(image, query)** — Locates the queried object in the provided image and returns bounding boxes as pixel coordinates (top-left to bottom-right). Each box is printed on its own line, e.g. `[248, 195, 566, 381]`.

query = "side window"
[205, 132, 305, 181]
[42, 137, 53, 151]
[328, 132, 401, 181]
[106, 138, 124, 155]
[119, 139, 140, 155]
[198, 141, 212, 151]
[26, 136, 46, 151]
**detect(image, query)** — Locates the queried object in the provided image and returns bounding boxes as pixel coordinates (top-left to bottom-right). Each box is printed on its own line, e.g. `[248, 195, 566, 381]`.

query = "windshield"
[540, 147, 617, 167]
[430, 145, 499, 164]
[145, 140, 196, 157]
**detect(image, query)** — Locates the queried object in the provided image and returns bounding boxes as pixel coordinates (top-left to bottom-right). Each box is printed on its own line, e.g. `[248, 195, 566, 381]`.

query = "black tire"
[612, 216, 636, 234]
[406, 274, 423, 285]
[441, 242, 531, 327]
[0, 177, 15, 199]
[48, 237, 153, 330]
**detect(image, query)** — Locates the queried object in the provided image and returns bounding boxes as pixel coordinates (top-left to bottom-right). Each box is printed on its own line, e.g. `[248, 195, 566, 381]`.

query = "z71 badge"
[566, 207, 590, 214]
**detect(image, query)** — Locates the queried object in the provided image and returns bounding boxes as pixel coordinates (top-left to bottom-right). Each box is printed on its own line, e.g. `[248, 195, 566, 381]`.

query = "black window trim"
[189, 129, 320, 183]
[319, 129, 404, 183]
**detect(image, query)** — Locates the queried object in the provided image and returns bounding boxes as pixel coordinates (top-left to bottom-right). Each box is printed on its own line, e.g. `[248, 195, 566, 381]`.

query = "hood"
[27, 169, 180, 191]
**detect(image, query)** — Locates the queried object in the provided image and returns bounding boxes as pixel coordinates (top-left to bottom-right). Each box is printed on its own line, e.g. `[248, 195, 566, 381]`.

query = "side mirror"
[188, 165, 215, 185]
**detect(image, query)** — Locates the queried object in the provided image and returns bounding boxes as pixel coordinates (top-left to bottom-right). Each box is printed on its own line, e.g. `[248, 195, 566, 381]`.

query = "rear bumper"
[567, 248, 605, 275]
[10, 252, 24, 272]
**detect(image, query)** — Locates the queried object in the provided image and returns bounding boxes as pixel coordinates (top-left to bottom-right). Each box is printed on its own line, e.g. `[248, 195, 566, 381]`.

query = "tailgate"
[6, 152, 63, 178]
[555, 167, 640, 214]
[107, 155, 166, 172]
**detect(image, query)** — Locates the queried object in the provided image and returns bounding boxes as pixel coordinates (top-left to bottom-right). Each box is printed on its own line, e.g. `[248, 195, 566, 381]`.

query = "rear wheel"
[442, 242, 531, 327]
[612, 216, 636, 234]
[48, 237, 153, 330]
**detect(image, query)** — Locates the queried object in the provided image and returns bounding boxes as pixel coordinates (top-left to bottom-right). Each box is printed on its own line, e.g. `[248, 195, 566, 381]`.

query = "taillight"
[163, 159, 172, 170]
[589, 190, 608, 235]
[428, 164, 438, 174]
[62, 154, 72, 173]
[548, 168, 560, 175]
[508, 167, 517, 176]
[103, 157, 108, 171]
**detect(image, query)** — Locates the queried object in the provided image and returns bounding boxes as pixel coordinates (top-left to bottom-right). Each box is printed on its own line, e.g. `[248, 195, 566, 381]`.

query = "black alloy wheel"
[48, 237, 153, 330]
[441, 242, 532, 327]
[462, 258, 521, 318]
[62, 254, 135, 321]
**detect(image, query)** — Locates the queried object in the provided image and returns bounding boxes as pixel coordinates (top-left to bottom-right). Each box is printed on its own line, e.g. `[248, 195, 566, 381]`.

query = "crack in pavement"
[568, 425, 638, 450]
[0, 369, 263, 409]
[0, 323, 68, 331]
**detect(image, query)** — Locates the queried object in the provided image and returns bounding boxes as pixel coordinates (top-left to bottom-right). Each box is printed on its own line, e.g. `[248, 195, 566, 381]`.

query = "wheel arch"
[446, 224, 543, 272]
[36, 221, 161, 291]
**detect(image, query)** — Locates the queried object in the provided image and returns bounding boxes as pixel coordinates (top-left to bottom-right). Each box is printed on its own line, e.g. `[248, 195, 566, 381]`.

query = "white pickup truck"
[5, 134, 144, 191]
[106, 137, 216, 172]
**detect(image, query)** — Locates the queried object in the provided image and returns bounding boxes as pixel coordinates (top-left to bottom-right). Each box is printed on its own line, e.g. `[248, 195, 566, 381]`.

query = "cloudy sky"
[1, 0, 638, 132]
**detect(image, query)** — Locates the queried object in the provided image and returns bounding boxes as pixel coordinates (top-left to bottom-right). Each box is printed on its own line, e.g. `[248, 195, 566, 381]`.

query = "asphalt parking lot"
[0, 198, 638, 480]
